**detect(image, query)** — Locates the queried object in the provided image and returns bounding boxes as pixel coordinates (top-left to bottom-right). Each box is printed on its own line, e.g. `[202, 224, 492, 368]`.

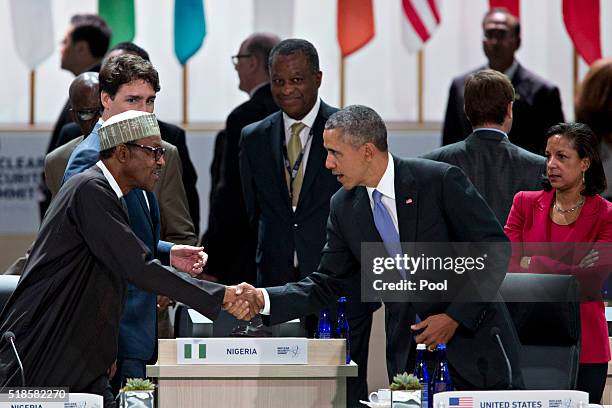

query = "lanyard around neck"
[281, 127, 313, 201]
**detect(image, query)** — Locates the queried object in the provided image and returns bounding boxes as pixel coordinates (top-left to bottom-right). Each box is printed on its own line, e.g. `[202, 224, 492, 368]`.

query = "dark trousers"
[110, 357, 147, 397]
[577, 362, 607, 403]
[346, 312, 373, 408]
[346, 303, 415, 408]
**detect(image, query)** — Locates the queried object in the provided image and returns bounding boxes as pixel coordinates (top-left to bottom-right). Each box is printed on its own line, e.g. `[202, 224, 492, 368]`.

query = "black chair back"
[500, 273, 581, 390]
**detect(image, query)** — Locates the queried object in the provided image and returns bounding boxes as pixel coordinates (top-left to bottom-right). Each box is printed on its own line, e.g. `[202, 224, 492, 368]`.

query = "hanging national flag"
[563, 0, 601, 65]
[10, 0, 54, 69]
[99, 0, 135, 47]
[174, 0, 206, 65]
[337, 0, 375, 57]
[254, 0, 294, 39]
[401, 0, 442, 53]
[489, 0, 520, 18]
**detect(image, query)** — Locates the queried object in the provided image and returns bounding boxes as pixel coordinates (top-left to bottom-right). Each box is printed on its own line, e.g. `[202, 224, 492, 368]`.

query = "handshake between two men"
[222, 283, 265, 320]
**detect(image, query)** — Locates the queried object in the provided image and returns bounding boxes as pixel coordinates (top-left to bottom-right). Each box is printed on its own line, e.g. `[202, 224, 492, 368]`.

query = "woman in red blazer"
[505, 123, 611, 403]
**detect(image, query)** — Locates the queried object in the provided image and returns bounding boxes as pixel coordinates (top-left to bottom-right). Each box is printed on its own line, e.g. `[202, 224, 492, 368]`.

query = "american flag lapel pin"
[405, 197, 413, 204]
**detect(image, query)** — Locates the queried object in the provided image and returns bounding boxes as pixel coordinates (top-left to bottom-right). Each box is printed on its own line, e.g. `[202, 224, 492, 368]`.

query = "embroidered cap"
[99, 110, 160, 151]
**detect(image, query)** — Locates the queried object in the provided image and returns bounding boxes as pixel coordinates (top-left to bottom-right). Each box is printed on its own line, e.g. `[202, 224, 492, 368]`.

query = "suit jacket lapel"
[298, 105, 328, 207]
[394, 157, 418, 244]
[533, 191, 552, 241]
[135, 190, 154, 230]
[353, 188, 380, 242]
[269, 113, 292, 207]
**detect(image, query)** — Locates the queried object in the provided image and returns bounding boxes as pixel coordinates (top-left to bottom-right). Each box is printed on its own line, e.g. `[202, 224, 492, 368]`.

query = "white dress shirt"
[261, 153, 398, 315]
[283, 98, 322, 267]
[282, 97, 321, 207]
[96, 161, 123, 199]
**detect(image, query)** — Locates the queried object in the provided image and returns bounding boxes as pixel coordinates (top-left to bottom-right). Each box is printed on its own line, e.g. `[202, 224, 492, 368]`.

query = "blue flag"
[174, 0, 206, 65]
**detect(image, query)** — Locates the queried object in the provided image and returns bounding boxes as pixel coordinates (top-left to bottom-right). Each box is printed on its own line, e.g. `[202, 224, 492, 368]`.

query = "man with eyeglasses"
[61, 54, 201, 395]
[0, 110, 253, 407]
[202, 33, 280, 286]
[442, 7, 564, 155]
[43, 72, 102, 197]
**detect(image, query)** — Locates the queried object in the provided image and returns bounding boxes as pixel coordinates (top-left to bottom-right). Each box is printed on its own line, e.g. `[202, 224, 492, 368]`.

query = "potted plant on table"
[389, 372, 422, 408]
[120, 378, 155, 408]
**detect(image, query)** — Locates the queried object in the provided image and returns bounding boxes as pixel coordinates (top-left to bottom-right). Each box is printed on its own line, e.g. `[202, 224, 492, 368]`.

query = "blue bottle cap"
[436, 343, 446, 351]
[338, 296, 347, 302]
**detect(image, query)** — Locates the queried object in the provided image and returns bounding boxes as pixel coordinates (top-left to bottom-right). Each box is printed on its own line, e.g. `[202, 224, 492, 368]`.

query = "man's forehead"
[136, 135, 162, 145]
[484, 13, 513, 28]
[73, 96, 100, 110]
[118, 79, 156, 94]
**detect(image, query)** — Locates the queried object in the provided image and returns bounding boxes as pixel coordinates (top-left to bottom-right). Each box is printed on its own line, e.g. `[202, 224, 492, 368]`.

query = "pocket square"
[405, 198, 413, 204]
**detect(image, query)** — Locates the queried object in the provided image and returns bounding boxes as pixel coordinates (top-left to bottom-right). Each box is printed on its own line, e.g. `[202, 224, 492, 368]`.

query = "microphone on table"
[490, 327, 512, 390]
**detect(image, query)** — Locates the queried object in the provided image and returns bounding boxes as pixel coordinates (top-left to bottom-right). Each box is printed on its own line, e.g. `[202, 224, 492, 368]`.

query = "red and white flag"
[337, 0, 375, 57]
[401, 0, 441, 53]
[563, 0, 602, 65]
[488, 0, 519, 18]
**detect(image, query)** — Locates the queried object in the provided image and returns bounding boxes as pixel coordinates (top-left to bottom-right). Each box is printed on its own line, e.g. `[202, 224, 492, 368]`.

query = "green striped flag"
[174, 0, 206, 65]
[99, 0, 135, 47]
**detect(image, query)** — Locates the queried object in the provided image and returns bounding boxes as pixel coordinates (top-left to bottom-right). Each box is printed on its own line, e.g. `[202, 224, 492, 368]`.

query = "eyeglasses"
[125, 143, 166, 161]
[231, 54, 252, 65]
[483, 29, 513, 41]
[70, 107, 102, 121]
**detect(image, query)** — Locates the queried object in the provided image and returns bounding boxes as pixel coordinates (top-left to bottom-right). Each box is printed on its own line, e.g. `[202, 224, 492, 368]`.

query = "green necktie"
[287, 122, 306, 207]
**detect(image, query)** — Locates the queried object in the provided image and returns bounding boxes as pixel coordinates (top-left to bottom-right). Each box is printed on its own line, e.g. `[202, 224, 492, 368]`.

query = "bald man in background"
[202, 33, 280, 285]
[45, 72, 102, 196]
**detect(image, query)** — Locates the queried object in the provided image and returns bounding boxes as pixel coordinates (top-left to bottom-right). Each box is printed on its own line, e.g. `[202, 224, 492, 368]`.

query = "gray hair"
[269, 38, 319, 73]
[246, 33, 281, 71]
[325, 105, 388, 151]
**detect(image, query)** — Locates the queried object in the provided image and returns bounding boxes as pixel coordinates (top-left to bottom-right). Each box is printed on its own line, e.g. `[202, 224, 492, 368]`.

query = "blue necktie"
[372, 190, 405, 278]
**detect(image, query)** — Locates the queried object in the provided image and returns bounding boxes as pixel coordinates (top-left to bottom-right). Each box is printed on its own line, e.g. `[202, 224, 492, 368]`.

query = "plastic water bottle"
[430, 343, 453, 405]
[413, 344, 429, 408]
[317, 308, 332, 339]
[336, 297, 351, 363]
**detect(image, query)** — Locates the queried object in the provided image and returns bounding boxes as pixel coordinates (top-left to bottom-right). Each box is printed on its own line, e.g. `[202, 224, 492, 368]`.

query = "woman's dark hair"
[542, 122, 606, 196]
[99, 54, 160, 98]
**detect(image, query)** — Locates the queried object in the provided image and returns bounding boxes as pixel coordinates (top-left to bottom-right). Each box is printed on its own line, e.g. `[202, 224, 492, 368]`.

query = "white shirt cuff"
[261, 288, 271, 315]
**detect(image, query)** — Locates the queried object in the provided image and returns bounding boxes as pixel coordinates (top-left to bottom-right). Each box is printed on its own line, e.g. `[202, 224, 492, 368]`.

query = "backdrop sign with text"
[0, 133, 45, 233]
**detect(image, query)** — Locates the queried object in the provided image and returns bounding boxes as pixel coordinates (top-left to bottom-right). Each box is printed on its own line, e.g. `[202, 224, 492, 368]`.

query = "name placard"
[176, 338, 308, 365]
[433, 390, 588, 408]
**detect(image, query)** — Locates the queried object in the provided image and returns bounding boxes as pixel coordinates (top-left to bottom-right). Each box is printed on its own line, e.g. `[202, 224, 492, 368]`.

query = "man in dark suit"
[239, 39, 341, 290]
[0, 110, 246, 407]
[240, 41, 379, 404]
[234, 106, 524, 400]
[442, 8, 564, 155]
[202, 33, 280, 285]
[57, 42, 201, 235]
[63, 55, 202, 395]
[425, 69, 545, 226]
[39, 14, 112, 220]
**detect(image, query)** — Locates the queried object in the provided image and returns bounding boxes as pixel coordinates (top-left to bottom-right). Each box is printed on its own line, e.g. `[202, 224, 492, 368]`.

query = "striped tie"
[287, 122, 306, 207]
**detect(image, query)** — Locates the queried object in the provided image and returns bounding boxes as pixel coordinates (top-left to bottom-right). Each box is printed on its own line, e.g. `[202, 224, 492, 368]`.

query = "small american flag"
[449, 397, 474, 408]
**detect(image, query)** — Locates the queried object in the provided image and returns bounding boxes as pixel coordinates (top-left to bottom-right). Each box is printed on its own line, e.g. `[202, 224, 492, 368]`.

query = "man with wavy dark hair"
[63, 54, 198, 395]
[442, 8, 564, 155]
